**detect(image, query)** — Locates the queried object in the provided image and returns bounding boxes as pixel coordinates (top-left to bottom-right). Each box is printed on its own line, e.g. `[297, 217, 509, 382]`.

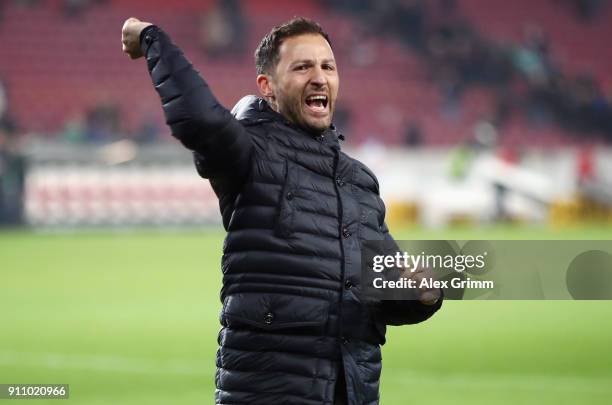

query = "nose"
[309, 66, 327, 87]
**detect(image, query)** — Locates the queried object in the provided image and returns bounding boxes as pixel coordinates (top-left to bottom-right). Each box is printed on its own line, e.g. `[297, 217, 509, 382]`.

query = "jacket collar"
[232, 95, 344, 147]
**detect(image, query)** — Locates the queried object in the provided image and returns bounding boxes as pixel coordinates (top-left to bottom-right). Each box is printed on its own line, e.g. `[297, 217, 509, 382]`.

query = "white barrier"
[22, 141, 612, 228]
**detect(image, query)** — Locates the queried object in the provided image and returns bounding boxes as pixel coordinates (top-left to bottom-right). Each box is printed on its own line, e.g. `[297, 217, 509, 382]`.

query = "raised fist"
[121, 17, 153, 59]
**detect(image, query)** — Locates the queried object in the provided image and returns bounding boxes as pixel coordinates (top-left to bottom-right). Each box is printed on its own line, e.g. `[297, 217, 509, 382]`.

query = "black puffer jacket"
[141, 26, 442, 405]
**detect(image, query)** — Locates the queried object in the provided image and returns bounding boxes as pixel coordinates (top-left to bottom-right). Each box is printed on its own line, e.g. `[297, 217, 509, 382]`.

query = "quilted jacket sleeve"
[379, 224, 443, 326]
[139, 25, 253, 181]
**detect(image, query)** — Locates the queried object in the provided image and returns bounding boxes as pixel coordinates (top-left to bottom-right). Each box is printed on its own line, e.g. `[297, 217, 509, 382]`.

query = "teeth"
[307, 95, 327, 101]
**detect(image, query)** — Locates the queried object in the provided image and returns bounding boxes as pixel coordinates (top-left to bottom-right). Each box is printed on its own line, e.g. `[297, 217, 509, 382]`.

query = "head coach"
[122, 16, 442, 405]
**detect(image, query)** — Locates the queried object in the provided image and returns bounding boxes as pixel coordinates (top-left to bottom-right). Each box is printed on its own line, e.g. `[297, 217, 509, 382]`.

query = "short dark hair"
[254, 17, 332, 75]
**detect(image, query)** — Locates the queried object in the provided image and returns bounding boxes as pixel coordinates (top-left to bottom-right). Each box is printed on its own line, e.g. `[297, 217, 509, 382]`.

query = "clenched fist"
[121, 17, 153, 59]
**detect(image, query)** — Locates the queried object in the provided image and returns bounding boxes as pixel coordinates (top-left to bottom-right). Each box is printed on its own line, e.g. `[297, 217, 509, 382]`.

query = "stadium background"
[1, 0, 611, 403]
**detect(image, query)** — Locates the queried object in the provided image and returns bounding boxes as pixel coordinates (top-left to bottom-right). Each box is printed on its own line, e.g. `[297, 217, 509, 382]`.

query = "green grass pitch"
[1, 225, 611, 404]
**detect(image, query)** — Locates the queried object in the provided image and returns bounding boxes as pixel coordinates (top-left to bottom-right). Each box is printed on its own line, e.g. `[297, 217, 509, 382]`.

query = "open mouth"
[304, 94, 329, 115]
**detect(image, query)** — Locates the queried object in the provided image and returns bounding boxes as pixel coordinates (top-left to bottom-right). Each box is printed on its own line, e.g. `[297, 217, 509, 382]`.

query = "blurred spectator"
[594, 89, 612, 136]
[575, 0, 605, 20]
[577, 146, 595, 182]
[512, 25, 553, 86]
[133, 108, 163, 144]
[472, 118, 498, 148]
[328, 0, 426, 50]
[85, 101, 121, 142]
[425, 19, 481, 114]
[62, 0, 108, 18]
[556, 0, 606, 22]
[0, 129, 25, 226]
[0, 79, 17, 136]
[62, 0, 90, 18]
[449, 119, 497, 180]
[347, 26, 378, 67]
[60, 111, 86, 143]
[331, 105, 352, 136]
[0, 79, 7, 125]
[563, 74, 612, 135]
[396, 0, 426, 49]
[327, 0, 371, 16]
[199, 0, 247, 58]
[403, 120, 423, 146]
[363, 0, 612, 138]
[1, 0, 610, 146]
[0, 78, 24, 226]
[13, 0, 41, 7]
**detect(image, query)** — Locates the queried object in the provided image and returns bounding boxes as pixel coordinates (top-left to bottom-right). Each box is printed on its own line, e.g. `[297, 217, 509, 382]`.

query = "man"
[122, 16, 442, 404]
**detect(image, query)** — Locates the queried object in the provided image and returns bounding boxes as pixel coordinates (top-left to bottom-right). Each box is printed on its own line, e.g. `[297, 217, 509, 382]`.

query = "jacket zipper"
[332, 147, 346, 340]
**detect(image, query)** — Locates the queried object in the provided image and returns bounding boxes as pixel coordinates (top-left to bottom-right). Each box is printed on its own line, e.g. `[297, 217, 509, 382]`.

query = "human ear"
[256, 74, 275, 99]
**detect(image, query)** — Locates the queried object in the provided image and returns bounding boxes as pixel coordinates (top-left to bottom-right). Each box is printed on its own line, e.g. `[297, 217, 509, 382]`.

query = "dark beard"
[278, 95, 329, 135]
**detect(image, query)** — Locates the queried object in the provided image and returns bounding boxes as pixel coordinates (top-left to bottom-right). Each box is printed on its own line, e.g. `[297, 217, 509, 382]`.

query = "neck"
[266, 97, 280, 113]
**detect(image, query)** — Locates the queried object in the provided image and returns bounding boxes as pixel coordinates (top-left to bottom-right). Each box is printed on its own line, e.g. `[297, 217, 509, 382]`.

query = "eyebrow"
[290, 59, 336, 67]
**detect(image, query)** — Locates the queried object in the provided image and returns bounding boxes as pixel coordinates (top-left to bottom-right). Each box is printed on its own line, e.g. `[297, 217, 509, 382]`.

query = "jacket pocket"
[274, 160, 298, 238]
[222, 293, 330, 331]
